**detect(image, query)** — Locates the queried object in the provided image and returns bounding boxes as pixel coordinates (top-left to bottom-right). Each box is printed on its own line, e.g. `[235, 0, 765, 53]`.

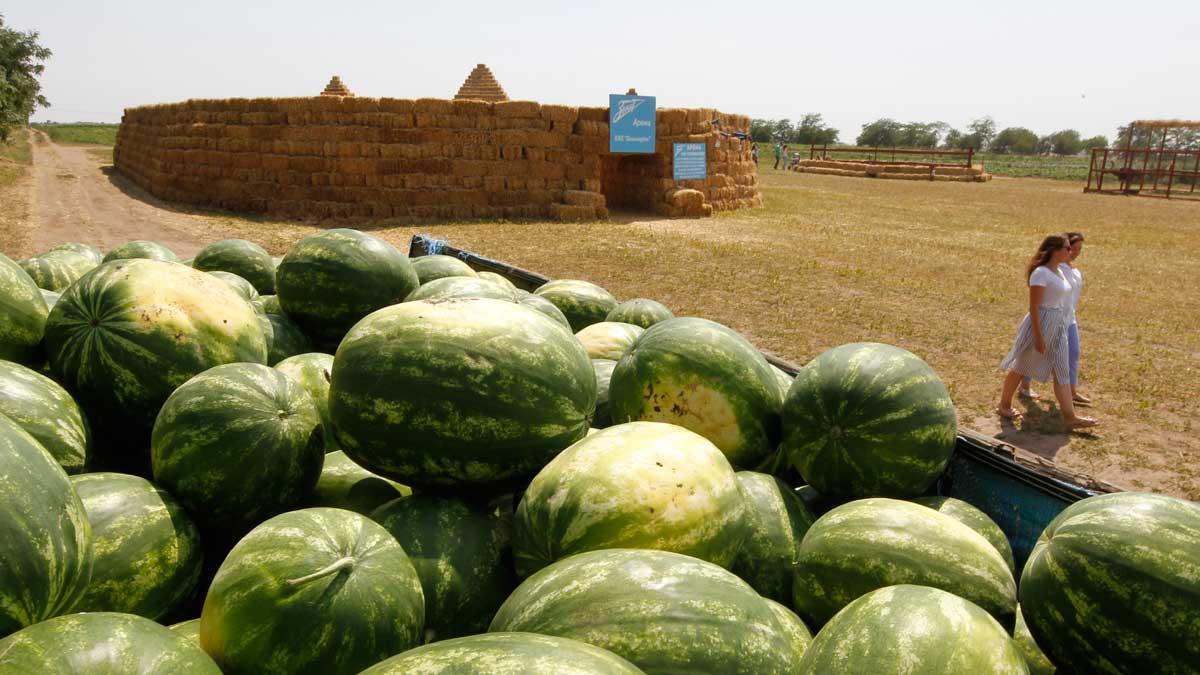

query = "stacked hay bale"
[792, 158, 991, 182]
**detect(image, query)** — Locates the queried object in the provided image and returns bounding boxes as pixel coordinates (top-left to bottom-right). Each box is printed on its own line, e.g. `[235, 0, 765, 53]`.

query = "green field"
[31, 123, 119, 146]
[774, 144, 1091, 181]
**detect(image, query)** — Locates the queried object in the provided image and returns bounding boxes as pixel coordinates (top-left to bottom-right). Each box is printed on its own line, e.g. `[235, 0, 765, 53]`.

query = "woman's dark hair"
[1066, 231, 1085, 244]
[1026, 234, 1069, 282]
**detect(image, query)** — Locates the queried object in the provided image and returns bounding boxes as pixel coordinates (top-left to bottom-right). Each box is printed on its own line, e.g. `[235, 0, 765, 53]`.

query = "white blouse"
[1060, 263, 1083, 325]
[1029, 265, 1071, 309]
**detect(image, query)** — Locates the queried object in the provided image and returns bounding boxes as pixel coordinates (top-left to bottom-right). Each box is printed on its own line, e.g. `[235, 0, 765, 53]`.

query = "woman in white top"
[997, 234, 1097, 429]
[1020, 232, 1088, 404]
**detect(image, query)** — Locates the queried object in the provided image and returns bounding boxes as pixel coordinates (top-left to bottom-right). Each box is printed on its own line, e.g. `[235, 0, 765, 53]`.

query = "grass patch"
[86, 147, 114, 164]
[31, 123, 118, 146]
[0, 130, 32, 188]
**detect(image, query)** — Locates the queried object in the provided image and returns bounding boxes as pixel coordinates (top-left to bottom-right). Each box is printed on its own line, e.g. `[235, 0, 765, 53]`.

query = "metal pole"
[1139, 130, 1154, 193]
[1152, 129, 1168, 191]
[1166, 154, 1177, 198]
[1098, 148, 1109, 191]
[1086, 149, 1095, 191]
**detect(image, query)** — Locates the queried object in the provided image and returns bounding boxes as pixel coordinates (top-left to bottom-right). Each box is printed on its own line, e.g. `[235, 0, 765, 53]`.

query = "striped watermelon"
[372, 495, 516, 641]
[533, 279, 618, 331]
[513, 422, 747, 576]
[477, 270, 517, 291]
[0, 413, 93, 637]
[411, 254, 478, 283]
[1014, 605, 1056, 675]
[329, 297, 595, 490]
[609, 317, 782, 468]
[276, 229, 419, 343]
[913, 495, 1015, 572]
[103, 240, 179, 263]
[308, 450, 410, 515]
[1019, 492, 1200, 673]
[0, 612, 221, 673]
[207, 270, 259, 302]
[0, 253, 49, 365]
[45, 260, 268, 468]
[49, 242, 104, 265]
[591, 358, 617, 427]
[782, 342, 957, 499]
[489, 548, 798, 674]
[20, 250, 98, 291]
[258, 294, 283, 314]
[406, 276, 517, 302]
[797, 585, 1028, 674]
[192, 238, 275, 294]
[69, 472, 202, 619]
[151, 363, 324, 534]
[575, 321, 644, 360]
[732, 470, 816, 603]
[359, 632, 646, 674]
[792, 498, 1016, 628]
[765, 598, 813, 661]
[0, 360, 90, 473]
[605, 298, 673, 328]
[769, 364, 794, 402]
[39, 288, 60, 309]
[259, 312, 312, 365]
[274, 352, 336, 451]
[200, 507, 425, 675]
[170, 618, 202, 644]
[515, 290, 571, 328]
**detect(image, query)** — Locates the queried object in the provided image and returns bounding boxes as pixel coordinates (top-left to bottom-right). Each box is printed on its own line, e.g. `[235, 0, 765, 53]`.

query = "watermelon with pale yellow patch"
[533, 279, 617, 331]
[575, 321, 644, 360]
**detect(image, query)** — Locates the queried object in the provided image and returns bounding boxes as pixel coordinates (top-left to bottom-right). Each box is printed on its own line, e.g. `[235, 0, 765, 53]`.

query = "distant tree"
[1079, 135, 1108, 151]
[895, 122, 945, 148]
[968, 117, 997, 149]
[771, 118, 795, 142]
[749, 119, 773, 143]
[942, 128, 963, 149]
[991, 127, 1039, 154]
[0, 14, 51, 141]
[794, 113, 838, 145]
[1042, 129, 1083, 155]
[856, 118, 903, 147]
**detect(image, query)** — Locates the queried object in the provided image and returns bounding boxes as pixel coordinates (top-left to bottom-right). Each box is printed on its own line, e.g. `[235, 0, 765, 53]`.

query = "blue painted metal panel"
[609, 94, 656, 154]
[673, 142, 707, 180]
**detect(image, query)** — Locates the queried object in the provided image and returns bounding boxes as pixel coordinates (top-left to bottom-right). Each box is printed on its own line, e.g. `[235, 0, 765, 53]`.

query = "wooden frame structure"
[1085, 119, 1200, 200]
[809, 145, 975, 169]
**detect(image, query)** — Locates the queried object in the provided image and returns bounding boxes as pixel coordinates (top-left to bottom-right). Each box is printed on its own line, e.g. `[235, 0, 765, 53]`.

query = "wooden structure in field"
[792, 146, 991, 182]
[1085, 120, 1200, 200]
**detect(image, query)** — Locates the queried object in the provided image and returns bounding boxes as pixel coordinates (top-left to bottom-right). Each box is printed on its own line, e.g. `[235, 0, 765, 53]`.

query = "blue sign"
[609, 94, 656, 153]
[673, 142, 707, 180]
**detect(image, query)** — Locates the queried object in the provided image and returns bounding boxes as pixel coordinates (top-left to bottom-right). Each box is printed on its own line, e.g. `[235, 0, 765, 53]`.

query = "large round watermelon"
[207, 270, 259, 302]
[591, 358, 617, 427]
[406, 276, 517, 302]
[477, 270, 517, 291]
[307, 450, 410, 515]
[49, 242, 104, 265]
[44, 259, 268, 467]
[276, 228, 419, 343]
[411, 254, 478, 283]
[258, 293, 283, 314]
[151, 363, 324, 533]
[489, 548, 798, 674]
[605, 298, 673, 328]
[732, 470, 816, 603]
[274, 352, 336, 450]
[792, 498, 1016, 628]
[330, 297, 595, 490]
[1019, 492, 1200, 673]
[0, 413, 92, 637]
[200, 507, 425, 675]
[1014, 605, 1056, 675]
[259, 312, 312, 365]
[69, 472, 202, 619]
[782, 342, 957, 499]
[797, 585, 1028, 674]
[533, 279, 617, 331]
[20, 249, 99, 291]
[912, 495, 1015, 572]
[515, 290, 571, 328]
[608, 317, 782, 468]
[191, 238, 275, 293]
[0, 252, 49, 364]
[764, 598, 813, 661]
[372, 495, 516, 641]
[0, 611, 220, 673]
[359, 632, 646, 674]
[170, 618, 202, 644]
[0, 359, 90, 473]
[103, 240, 179, 263]
[39, 288, 60, 309]
[575, 321, 644, 360]
[513, 422, 747, 576]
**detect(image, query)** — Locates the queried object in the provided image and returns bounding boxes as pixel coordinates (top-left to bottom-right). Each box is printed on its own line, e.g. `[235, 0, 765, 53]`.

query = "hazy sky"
[11, 0, 1199, 142]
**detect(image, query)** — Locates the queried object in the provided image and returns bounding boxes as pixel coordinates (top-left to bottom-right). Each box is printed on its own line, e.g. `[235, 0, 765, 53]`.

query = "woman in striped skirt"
[1019, 231, 1089, 404]
[997, 234, 1098, 430]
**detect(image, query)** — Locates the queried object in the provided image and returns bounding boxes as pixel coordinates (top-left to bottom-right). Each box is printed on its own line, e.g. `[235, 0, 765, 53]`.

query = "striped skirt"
[999, 306, 1071, 384]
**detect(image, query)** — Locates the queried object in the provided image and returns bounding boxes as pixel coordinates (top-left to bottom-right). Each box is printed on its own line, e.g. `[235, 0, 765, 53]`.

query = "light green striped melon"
[200, 507, 425, 675]
[308, 450, 410, 515]
[513, 422, 747, 576]
[477, 270, 517, 291]
[20, 249, 98, 292]
[515, 290, 571, 328]
[274, 352, 336, 451]
[769, 364, 794, 402]
[411, 254, 478, 283]
[575, 321, 644, 360]
[534, 279, 618, 331]
[69, 472, 202, 619]
[792, 498, 1017, 629]
[1014, 605, 1056, 675]
[170, 618, 202, 645]
[360, 632, 646, 674]
[103, 240, 179, 263]
[39, 288, 60, 309]
[764, 598, 813, 661]
[605, 298, 673, 328]
[259, 312, 312, 366]
[732, 470, 816, 603]
[406, 276, 517, 302]
[0, 359, 90, 473]
[913, 495, 1015, 572]
[0, 253, 49, 365]
[206, 270, 259, 302]
[192, 239, 275, 294]
[591, 358, 617, 428]
[49, 242, 104, 265]
[797, 585, 1029, 674]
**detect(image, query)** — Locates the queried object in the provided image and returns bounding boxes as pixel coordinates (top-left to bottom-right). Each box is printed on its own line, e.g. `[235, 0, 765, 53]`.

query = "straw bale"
[563, 190, 605, 207]
[451, 99, 492, 116]
[540, 105, 578, 123]
[484, 175, 507, 192]
[659, 109, 687, 125]
[525, 147, 545, 162]
[480, 145, 499, 161]
[496, 100, 541, 118]
[550, 203, 595, 221]
[578, 107, 608, 122]
[413, 98, 452, 115]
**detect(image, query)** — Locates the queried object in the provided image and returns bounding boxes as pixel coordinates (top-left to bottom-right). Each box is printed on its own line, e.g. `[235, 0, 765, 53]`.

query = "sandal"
[1072, 393, 1092, 405]
[1017, 389, 1041, 401]
[996, 407, 1023, 420]
[1065, 417, 1098, 430]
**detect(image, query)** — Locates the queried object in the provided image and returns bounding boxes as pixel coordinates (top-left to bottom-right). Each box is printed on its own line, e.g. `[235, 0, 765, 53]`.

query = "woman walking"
[997, 234, 1097, 430]
[1019, 232, 1088, 404]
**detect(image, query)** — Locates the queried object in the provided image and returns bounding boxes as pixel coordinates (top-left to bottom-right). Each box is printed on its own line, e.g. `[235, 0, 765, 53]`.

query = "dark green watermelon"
[170, 618, 202, 645]
[406, 276, 517, 302]
[191, 239, 275, 293]
[0, 359, 90, 473]
[1014, 605, 1056, 675]
[0, 253, 49, 365]
[258, 294, 283, 314]
[912, 496, 1015, 572]
[259, 312, 312, 365]
[533, 279, 618, 331]
[515, 290, 571, 328]
[591, 358, 617, 427]
[359, 632, 645, 674]
[103, 240, 179, 263]
[411, 254, 478, 283]
[308, 450, 410, 515]
[732, 470, 816, 603]
[274, 352, 336, 451]
[605, 298, 674, 328]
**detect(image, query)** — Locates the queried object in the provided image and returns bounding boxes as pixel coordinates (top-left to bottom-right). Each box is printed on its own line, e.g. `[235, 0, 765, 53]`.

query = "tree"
[968, 117, 996, 149]
[770, 118, 795, 142]
[0, 15, 51, 141]
[794, 113, 838, 145]
[991, 127, 1039, 154]
[895, 122, 944, 148]
[749, 119, 773, 143]
[1043, 129, 1083, 155]
[1079, 135, 1108, 151]
[942, 129, 963, 149]
[856, 118, 902, 147]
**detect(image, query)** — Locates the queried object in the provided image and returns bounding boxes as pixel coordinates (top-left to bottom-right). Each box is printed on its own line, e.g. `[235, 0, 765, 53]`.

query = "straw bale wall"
[114, 97, 761, 221]
[791, 158, 991, 183]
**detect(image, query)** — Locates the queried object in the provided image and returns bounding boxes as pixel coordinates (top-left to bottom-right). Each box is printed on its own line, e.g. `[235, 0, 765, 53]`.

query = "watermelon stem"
[284, 556, 355, 586]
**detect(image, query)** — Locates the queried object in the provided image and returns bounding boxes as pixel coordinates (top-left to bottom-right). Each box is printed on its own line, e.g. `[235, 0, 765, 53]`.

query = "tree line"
[0, 14, 51, 142]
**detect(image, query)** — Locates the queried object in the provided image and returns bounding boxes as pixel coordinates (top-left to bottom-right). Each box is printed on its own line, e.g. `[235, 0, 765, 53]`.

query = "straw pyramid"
[454, 64, 508, 102]
[320, 75, 354, 97]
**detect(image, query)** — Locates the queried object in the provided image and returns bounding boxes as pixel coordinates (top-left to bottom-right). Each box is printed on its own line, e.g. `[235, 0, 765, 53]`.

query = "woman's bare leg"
[1054, 381, 1096, 426]
[999, 370, 1024, 413]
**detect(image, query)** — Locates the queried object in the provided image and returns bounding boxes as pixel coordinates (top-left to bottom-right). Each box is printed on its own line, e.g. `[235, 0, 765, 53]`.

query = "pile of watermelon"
[1, 233, 1197, 674]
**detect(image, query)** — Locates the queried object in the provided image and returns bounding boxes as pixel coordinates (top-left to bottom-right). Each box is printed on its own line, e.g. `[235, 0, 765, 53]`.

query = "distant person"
[1020, 232, 1088, 405]
[996, 234, 1097, 430]
[781, 144, 790, 170]
[752, 142, 759, 166]
[773, 142, 782, 170]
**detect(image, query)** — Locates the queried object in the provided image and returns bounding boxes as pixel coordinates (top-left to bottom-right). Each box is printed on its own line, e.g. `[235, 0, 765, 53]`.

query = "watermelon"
[489, 548, 798, 674]
[515, 290, 571, 328]
[20, 249, 98, 291]
[44, 259, 268, 468]
[732, 470, 816, 603]
[69, 472, 202, 619]
[797, 585, 1029, 675]
[39, 288, 60, 309]
[308, 450, 410, 515]
[0, 612, 221, 673]
[1014, 605, 1056, 675]
[191, 238, 275, 293]
[258, 293, 283, 314]
[259, 312, 312, 365]
[49, 242, 104, 265]
[591, 358, 617, 427]
[0, 253, 49, 365]
[575, 321, 644, 360]
[274, 352, 336, 450]
[912, 495, 1015, 572]
[605, 298, 673, 328]
[513, 422, 747, 575]
[372, 495, 516, 641]
[792, 498, 1016, 628]
[151, 363, 324, 534]
[477, 270, 517, 291]
[608, 317, 782, 468]
[170, 618, 202, 644]
[0, 359, 90, 473]
[276, 228, 419, 343]
[103, 240, 179, 263]
[0, 413, 92, 636]
[329, 297, 595, 490]
[1019, 492, 1200, 673]
[769, 364, 793, 402]
[533, 279, 618, 331]
[411, 254, 478, 283]
[359, 632, 646, 674]
[200, 507, 425, 675]
[782, 342, 957, 499]
[207, 270, 259, 302]
[764, 598, 813, 661]
[406, 275, 517, 302]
